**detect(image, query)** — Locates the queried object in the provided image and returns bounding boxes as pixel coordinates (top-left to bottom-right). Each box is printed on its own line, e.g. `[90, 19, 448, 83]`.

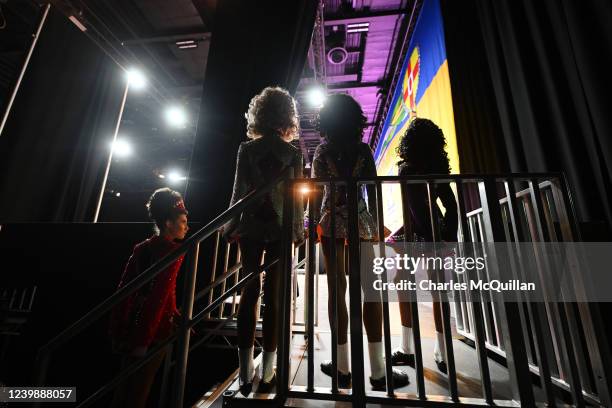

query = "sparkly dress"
[109, 235, 184, 352]
[312, 142, 378, 240]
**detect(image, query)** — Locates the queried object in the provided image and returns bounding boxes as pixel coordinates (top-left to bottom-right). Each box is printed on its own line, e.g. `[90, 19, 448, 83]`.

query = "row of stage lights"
[109, 73, 327, 192]
[110, 69, 189, 186]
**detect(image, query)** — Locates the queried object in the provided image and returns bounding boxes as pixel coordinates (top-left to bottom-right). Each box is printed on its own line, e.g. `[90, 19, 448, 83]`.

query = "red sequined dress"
[109, 235, 184, 352]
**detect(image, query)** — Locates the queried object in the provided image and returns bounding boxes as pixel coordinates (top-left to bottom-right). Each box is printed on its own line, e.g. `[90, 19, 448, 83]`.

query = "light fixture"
[298, 184, 311, 195]
[347, 22, 370, 33]
[167, 170, 187, 184]
[176, 40, 198, 50]
[116, 192, 121, 197]
[126, 69, 147, 90]
[307, 87, 326, 108]
[165, 106, 188, 128]
[111, 138, 132, 158]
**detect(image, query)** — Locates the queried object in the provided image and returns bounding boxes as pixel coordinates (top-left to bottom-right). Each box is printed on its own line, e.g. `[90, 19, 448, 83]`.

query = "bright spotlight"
[111, 138, 132, 158]
[126, 69, 147, 90]
[307, 88, 326, 108]
[165, 106, 188, 128]
[167, 171, 187, 184]
[298, 184, 311, 195]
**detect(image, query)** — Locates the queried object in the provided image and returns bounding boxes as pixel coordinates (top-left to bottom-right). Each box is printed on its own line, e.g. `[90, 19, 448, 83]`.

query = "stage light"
[116, 192, 121, 197]
[307, 87, 326, 108]
[165, 106, 188, 128]
[126, 69, 147, 90]
[298, 184, 311, 195]
[167, 170, 187, 184]
[111, 138, 132, 158]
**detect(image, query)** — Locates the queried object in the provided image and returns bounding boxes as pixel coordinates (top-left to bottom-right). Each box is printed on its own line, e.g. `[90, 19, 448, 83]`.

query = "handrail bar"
[303, 172, 562, 184]
[36, 167, 293, 358]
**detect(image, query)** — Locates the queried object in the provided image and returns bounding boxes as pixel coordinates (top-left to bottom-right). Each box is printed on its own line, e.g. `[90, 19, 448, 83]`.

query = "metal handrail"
[34, 167, 294, 387]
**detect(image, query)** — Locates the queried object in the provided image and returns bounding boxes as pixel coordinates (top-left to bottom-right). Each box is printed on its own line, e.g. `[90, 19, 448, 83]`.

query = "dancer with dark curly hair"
[225, 86, 304, 393]
[110, 188, 189, 408]
[313, 94, 409, 390]
[391, 118, 458, 374]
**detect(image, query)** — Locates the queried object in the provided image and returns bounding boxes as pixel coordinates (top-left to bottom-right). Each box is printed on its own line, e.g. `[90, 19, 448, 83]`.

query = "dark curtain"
[473, 0, 612, 238]
[440, 0, 509, 175]
[0, 7, 125, 222]
[185, 0, 317, 223]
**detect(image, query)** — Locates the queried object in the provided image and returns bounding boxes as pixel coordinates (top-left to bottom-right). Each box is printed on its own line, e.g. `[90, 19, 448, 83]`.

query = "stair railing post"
[276, 170, 295, 404]
[171, 242, 200, 408]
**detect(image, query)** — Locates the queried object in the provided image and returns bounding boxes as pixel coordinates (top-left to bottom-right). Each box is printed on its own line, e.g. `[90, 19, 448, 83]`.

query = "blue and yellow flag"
[373, 0, 459, 232]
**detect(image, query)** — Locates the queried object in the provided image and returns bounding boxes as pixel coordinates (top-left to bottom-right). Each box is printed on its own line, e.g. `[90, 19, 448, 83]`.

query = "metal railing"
[33, 171, 612, 408]
[34, 168, 297, 408]
[261, 173, 611, 408]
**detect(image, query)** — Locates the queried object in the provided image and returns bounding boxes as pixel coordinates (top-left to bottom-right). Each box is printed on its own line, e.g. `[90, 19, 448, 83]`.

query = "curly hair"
[146, 188, 187, 232]
[318, 93, 367, 145]
[396, 118, 451, 173]
[245, 86, 299, 140]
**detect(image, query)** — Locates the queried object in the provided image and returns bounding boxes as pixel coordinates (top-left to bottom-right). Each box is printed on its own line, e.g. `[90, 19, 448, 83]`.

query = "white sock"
[400, 326, 414, 354]
[238, 346, 254, 384]
[262, 351, 276, 383]
[368, 342, 385, 379]
[434, 332, 446, 363]
[337, 343, 350, 374]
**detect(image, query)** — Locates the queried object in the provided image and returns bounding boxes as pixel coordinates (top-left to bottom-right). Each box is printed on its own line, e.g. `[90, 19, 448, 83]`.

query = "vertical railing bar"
[375, 181, 395, 396]
[347, 178, 366, 404]
[478, 177, 535, 406]
[478, 212, 502, 348]
[231, 246, 241, 317]
[531, 179, 585, 408]
[307, 194, 316, 392]
[28, 286, 37, 310]
[400, 179, 425, 399]
[474, 214, 496, 347]
[315, 240, 320, 326]
[218, 244, 231, 318]
[255, 250, 264, 323]
[276, 174, 295, 404]
[455, 180, 494, 404]
[206, 231, 221, 319]
[171, 242, 199, 408]
[292, 246, 299, 325]
[426, 181, 458, 402]
[469, 215, 492, 346]
[329, 181, 339, 393]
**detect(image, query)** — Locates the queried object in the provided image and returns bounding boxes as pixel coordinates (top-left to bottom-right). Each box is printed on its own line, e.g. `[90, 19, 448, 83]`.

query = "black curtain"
[440, 0, 509, 175]
[185, 0, 317, 223]
[472, 0, 612, 238]
[0, 7, 125, 222]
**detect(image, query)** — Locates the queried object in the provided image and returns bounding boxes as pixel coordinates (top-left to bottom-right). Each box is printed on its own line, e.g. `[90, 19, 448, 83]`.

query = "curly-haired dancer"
[391, 118, 458, 373]
[224, 86, 304, 393]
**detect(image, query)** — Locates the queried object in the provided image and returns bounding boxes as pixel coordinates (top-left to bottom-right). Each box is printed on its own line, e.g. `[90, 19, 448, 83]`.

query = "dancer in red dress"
[110, 188, 189, 408]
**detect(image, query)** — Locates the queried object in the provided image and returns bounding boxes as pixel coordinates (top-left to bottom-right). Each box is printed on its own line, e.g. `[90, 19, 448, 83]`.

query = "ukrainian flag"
[373, 0, 459, 232]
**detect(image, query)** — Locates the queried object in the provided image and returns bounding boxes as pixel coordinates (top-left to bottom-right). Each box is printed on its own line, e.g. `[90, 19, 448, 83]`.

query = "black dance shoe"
[370, 368, 410, 391]
[435, 359, 448, 374]
[391, 348, 415, 366]
[257, 373, 276, 393]
[320, 360, 351, 388]
[239, 380, 253, 396]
